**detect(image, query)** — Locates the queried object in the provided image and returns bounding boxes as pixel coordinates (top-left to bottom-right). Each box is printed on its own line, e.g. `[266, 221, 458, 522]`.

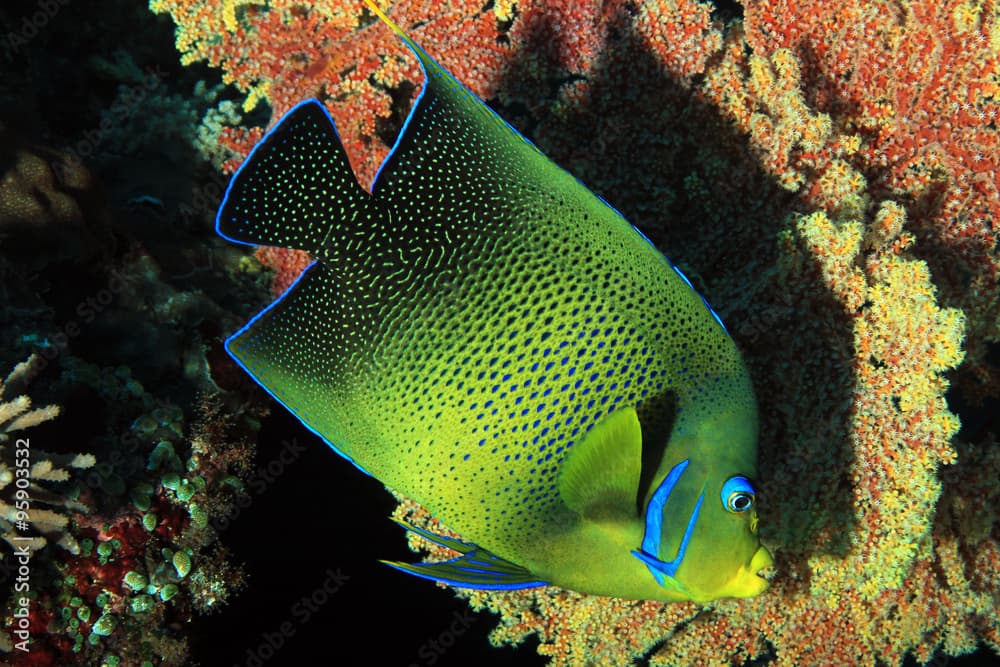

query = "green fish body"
[217, 3, 772, 603]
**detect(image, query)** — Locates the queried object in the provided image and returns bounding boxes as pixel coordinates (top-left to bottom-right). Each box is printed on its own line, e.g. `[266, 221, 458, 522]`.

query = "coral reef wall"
[0, 2, 280, 660]
[151, 0, 1000, 665]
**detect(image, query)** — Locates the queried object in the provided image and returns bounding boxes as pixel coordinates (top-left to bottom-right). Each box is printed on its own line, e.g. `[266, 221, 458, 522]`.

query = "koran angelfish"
[216, 1, 773, 603]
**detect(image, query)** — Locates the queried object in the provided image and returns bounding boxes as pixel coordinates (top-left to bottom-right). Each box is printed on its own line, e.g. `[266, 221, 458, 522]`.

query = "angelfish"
[216, 1, 773, 603]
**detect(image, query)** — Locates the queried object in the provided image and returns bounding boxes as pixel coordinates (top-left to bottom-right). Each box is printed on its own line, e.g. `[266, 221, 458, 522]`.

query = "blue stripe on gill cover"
[631, 459, 705, 586]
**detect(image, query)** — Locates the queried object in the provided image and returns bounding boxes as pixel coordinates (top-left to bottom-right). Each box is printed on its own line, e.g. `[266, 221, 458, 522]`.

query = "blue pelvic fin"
[382, 519, 549, 591]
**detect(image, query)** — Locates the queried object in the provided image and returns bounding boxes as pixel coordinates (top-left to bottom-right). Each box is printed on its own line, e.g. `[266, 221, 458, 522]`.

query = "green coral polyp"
[189, 503, 208, 527]
[124, 571, 148, 591]
[161, 472, 181, 491]
[131, 482, 154, 511]
[173, 550, 191, 578]
[221, 475, 244, 491]
[96, 541, 115, 564]
[148, 441, 183, 471]
[176, 479, 196, 502]
[130, 594, 155, 613]
[91, 613, 117, 636]
[132, 414, 158, 435]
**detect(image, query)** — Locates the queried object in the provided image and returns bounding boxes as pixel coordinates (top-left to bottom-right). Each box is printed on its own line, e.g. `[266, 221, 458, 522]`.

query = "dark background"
[193, 407, 547, 667]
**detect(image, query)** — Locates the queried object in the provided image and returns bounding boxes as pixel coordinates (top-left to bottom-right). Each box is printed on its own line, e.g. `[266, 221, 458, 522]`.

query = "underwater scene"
[1, 0, 1000, 665]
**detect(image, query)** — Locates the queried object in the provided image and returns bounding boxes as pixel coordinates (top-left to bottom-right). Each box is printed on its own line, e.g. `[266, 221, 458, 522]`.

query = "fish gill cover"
[147, 0, 1000, 665]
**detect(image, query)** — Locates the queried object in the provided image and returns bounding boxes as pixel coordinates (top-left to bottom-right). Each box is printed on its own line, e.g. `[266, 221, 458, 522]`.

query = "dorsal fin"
[216, 100, 378, 252]
[363, 1, 572, 221]
[558, 407, 643, 520]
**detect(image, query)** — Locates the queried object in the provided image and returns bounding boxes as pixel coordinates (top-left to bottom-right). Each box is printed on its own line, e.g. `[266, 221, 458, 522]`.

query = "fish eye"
[721, 476, 756, 513]
[728, 492, 754, 512]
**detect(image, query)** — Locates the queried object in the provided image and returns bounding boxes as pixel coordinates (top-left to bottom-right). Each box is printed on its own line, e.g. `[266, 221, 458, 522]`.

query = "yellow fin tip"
[363, 0, 409, 41]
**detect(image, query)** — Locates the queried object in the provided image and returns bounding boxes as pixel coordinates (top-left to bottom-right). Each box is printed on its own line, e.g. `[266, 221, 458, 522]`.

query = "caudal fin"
[216, 99, 370, 252]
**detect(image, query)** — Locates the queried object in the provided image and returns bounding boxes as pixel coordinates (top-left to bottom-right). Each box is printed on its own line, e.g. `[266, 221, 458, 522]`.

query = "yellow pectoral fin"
[558, 407, 643, 520]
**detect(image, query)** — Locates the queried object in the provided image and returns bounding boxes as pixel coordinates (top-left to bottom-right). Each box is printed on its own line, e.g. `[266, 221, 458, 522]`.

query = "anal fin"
[382, 519, 548, 591]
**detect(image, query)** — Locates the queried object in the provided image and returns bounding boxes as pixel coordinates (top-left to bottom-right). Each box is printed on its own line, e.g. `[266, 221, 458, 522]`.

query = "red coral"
[69, 521, 142, 599]
[741, 0, 1000, 392]
[253, 246, 312, 296]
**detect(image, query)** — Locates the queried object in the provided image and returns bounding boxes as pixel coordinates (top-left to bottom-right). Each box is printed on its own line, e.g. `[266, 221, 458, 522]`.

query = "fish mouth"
[749, 545, 775, 583]
[717, 544, 774, 599]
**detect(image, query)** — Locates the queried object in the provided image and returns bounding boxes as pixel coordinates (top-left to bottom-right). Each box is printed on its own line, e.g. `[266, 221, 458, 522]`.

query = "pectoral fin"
[557, 407, 643, 520]
[382, 519, 548, 590]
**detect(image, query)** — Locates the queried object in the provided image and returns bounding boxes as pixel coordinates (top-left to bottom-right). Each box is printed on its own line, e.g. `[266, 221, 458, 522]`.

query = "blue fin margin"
[382, 519, 549, 591]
